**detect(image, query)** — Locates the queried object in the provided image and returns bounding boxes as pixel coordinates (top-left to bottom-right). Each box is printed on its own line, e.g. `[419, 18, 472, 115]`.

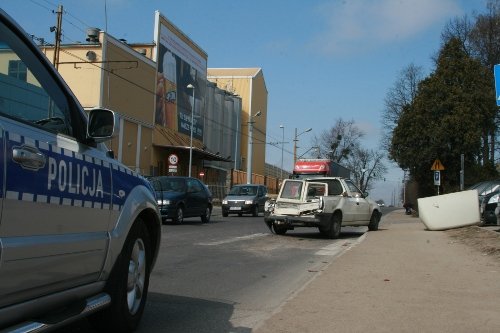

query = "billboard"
[154, 11, 207, 140]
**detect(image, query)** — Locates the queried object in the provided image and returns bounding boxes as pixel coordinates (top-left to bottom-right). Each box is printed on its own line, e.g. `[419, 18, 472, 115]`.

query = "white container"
[417, 190, 480, 230]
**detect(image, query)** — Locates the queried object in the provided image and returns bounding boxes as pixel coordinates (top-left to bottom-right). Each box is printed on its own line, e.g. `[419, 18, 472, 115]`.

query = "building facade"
[34, 11, 270, 198]
[207, 68, 268, 179]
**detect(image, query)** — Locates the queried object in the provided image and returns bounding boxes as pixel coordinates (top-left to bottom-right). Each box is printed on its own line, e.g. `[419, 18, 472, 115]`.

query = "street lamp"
[247, 110, 261, 184]
[187, 84, 195, 177]
[280, 124, 284, 180]
[293, 127, 312, 164]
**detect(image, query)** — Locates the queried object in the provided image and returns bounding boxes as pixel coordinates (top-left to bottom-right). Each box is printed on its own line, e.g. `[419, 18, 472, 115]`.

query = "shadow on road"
[138, 293, 251, 333]
[58, 293, 250, 333]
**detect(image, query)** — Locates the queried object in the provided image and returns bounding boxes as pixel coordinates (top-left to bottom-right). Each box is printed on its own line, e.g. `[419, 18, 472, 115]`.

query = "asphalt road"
[62, 209, 372, 332]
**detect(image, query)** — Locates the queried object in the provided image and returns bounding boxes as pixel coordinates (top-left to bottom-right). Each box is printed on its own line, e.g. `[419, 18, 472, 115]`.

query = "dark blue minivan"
[149, 176, 213, 224]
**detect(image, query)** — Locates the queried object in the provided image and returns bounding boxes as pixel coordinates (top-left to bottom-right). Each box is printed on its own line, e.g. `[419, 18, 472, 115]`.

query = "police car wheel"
[89, 219, 151, 332]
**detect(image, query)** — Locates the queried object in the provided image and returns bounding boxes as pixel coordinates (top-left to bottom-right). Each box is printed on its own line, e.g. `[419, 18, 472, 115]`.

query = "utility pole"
[52, 5, 63, 70]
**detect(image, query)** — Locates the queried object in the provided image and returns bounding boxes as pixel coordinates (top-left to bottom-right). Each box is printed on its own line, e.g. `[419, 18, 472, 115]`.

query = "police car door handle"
[12, 145, 46, 170]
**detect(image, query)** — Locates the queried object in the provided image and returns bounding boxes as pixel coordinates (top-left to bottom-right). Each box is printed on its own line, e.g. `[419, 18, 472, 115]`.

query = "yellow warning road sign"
[431, 159, 445, 171]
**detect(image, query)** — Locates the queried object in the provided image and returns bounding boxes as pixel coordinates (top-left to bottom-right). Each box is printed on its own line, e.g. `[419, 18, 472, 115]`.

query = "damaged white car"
[264, 178, 382, 238]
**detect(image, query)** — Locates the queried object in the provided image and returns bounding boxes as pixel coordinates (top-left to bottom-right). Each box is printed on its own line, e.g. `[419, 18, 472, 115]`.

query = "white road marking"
[315, 233, 367, 256]
[197, 233, 269, 246]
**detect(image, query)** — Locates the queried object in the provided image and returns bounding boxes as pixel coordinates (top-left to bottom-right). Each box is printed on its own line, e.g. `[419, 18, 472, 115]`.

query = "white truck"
[264, 178, 382, 238]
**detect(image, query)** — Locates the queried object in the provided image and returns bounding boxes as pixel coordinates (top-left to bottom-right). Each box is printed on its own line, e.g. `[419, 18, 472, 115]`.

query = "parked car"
[480, 190, 500, 225]
[0, 9, 161, 332]
[467, 179, 500, 226]
[222, 184, 268, 217]
[148, 176, 212, 224]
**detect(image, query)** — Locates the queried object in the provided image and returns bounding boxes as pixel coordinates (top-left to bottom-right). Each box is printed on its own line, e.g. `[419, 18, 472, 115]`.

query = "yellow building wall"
[44, 36, 156, 175]
[251, 71, 268, 176]
[48, 47, 103, 108]
[101, 41, 155, 125]
[207, 68, 268, 177]
[121, 120, 138, 170]
[140, 126, 153, 174]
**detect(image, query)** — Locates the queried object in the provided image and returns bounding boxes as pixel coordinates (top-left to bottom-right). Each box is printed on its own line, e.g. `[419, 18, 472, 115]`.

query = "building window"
[8, 60, 27, 81]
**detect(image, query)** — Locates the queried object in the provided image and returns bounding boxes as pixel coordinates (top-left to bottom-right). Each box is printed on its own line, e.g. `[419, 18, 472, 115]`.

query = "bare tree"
[381, 63, 423, 152]
[345, 149, 387, 193]
[311, 118, 364, 163]
[441, 14, 474, 56]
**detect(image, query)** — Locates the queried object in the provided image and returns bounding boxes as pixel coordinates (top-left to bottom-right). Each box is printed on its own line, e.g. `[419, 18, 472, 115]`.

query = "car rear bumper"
[264, 214, 329, 229]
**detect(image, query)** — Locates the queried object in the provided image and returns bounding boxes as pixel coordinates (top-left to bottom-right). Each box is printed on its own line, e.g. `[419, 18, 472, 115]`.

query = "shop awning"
[153, 126, 231, 162]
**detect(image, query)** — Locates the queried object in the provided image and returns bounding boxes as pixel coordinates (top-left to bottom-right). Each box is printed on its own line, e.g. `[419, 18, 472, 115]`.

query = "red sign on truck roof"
[293, 159, 330, 173]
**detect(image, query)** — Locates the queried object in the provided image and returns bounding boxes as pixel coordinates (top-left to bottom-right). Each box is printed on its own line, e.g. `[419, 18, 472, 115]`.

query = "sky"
[1, 0, 490, 205]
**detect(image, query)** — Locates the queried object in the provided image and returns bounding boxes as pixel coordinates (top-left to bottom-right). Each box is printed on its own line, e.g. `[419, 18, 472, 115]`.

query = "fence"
[207, 169, 282, 205]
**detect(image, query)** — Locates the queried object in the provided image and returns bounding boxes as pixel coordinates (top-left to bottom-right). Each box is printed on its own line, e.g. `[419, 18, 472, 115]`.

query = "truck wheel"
[90, 219, 151, 332]
[201, 206, 212, 223]
[173, 206, 184, 224]
[273, 224, 287, 235]
[252, 205, 259, 217]
[326, 213, 341, 239]
[368, 212, 380, 231]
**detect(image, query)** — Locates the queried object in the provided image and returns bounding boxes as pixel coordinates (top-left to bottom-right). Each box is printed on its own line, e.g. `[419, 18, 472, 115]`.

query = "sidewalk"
[254, 210, 500, 333]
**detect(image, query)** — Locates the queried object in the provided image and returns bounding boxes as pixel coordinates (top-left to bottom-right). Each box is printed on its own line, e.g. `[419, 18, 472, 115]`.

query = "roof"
[207, 68, 262, 78]
[153, 126, 231, 162]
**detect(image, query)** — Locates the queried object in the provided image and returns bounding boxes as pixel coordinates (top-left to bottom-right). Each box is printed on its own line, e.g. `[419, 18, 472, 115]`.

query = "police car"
[0, 9, 161, 332]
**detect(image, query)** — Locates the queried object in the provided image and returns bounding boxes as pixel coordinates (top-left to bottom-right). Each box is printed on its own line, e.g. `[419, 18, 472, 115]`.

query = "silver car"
[222, 184, 268, 217]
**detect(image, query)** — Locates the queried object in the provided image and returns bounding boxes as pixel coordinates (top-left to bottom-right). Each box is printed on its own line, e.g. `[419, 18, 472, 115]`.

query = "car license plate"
[230, 207, 241, 211]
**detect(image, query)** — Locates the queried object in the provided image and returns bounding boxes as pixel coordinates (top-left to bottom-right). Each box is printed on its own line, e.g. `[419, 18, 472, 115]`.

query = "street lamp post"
[280, 124, 284, 180]
[293, 127, 312, 164]
[247, 110, 261, 184]
[187, 84, 195, 177]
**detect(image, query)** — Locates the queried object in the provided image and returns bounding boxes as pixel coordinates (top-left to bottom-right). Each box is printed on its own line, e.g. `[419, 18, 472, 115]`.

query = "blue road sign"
[434, 170, 441, 186]
[494, 64, 500, 106]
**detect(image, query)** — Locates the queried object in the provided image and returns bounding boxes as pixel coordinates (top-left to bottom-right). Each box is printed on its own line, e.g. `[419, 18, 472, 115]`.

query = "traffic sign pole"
[431, 159, 444, 195]
[434, 171, 441, 195]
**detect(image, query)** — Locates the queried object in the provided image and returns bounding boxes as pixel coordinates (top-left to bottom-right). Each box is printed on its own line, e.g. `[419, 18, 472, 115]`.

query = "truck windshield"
[281, 181, 303, 199]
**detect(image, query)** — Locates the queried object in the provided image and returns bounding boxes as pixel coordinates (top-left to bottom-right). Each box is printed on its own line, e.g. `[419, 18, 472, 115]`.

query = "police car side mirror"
[87, 108, 120, 143]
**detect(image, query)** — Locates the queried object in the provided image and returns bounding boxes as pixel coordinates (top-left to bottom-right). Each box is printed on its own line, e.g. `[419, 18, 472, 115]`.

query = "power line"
[28, 0, 54, 12]
[25, 4, 297, 159]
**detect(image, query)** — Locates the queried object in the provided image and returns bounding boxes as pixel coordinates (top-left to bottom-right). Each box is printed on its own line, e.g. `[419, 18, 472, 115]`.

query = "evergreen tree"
[391, 38, 497, 197]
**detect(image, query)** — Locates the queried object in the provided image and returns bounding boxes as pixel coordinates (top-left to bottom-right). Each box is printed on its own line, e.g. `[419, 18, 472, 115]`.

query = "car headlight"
[245, 200, 254, 205]
[488, 194, 500, 204]
[265, 200, 275, 213]
[157, 199, 170, 205]
[222, 199, 228, 204]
